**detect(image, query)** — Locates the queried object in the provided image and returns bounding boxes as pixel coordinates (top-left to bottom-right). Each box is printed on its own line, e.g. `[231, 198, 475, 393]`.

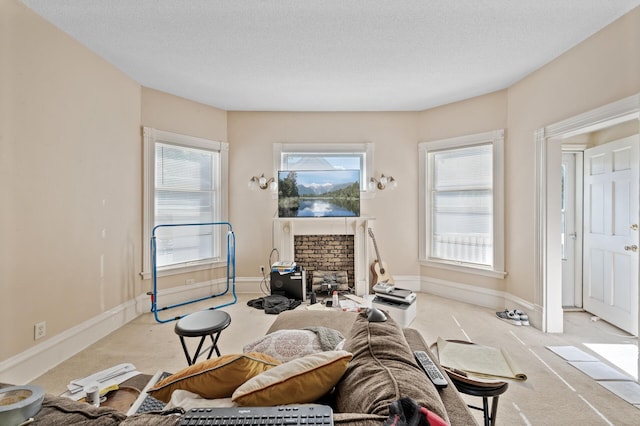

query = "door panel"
[588, 248, 605, 301]
[613, 253, 632, 312]
[583, 136, 639, 336]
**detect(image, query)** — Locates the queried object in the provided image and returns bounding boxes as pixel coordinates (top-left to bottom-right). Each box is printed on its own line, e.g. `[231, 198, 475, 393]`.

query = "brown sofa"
[266, 309, 477, 426]
[30, 308, 476, 425]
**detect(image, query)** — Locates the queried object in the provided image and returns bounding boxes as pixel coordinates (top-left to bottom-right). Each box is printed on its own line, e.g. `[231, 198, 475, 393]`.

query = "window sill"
[420, 259, 507, 279]
[140, 259, 227, 280]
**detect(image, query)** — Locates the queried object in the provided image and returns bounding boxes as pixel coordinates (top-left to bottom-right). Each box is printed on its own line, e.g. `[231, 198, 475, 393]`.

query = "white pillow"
[165, 390, 237, 411]
[243, 329, 322, 362]
[232, 350, 353, 406]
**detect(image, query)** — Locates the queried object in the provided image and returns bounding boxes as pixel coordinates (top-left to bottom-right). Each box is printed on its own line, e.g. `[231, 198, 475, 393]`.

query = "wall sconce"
[248, 173, 276, 191]
[369, 174, 397, 191]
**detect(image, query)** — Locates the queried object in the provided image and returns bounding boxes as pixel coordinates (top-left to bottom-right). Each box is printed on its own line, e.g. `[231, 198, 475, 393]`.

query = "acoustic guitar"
[368, 228, 394, 285]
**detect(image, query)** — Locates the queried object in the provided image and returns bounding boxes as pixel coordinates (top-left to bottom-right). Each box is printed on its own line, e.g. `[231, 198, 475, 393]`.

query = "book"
[436, 337, 527, 381]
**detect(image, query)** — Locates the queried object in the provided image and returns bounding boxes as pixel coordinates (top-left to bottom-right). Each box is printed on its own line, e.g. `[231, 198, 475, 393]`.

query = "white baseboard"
[0, 275, 541, 385]
[0, 299, 139, 386]
[0, 277, 255, 386]
[420, 275, 543, 328]
[390, 275, 421, 293]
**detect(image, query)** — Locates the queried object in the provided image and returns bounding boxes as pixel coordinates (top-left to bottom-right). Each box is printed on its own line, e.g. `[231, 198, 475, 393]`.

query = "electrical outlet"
[34, 321, 46, 340]
[185, 278, 195, 285]
[260, 265, 265, 274]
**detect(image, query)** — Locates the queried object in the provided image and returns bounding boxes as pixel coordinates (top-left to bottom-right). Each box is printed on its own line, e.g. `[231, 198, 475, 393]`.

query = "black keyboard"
[134, 392, 166, 414]
[127, 371, 173, 415]
[179, 405, 334, 425]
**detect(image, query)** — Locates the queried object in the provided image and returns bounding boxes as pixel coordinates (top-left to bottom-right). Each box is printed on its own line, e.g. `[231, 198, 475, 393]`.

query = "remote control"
[413, 351, 448, 388]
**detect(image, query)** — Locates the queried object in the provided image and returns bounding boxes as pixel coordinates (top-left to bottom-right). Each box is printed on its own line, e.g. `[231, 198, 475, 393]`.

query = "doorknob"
[624, 245, 638, 252]
[631, 224, 639, 230]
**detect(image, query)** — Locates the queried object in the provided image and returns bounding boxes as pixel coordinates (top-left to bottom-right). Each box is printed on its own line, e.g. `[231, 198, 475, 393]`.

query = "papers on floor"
[339, 299, 362, 311]
[343, 294, 371, 308]
[63, 363, 139, 401]
[306, 302, 331, 311]
[437, 337, 527, 381]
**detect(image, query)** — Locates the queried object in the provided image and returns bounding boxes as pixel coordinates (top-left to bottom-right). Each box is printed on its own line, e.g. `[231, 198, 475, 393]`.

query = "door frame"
[561, 148, 584, 309]
[535, 93, 640, 333]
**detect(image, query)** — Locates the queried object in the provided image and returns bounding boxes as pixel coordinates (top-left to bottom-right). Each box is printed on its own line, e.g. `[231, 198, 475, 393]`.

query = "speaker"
[270, 268, 306, 301]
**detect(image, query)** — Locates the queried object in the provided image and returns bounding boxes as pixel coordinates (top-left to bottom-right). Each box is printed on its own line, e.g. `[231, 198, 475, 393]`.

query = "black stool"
[431, 339, 510, 426]
[174, 309, 231, 365]
[447, 371, 509, 426]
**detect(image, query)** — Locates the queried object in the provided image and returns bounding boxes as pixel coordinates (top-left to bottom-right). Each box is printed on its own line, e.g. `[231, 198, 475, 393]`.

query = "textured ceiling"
[20, 0, 640, 111]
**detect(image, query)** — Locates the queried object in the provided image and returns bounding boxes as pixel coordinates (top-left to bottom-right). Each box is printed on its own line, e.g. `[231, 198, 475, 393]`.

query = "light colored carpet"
[31, 292, 640, 425]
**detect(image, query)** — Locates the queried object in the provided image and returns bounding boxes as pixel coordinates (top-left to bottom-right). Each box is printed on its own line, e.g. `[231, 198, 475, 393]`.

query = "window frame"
[273, 142, 374, 198]
[418, 130, 506, 278]
[141, 127, 229, 279]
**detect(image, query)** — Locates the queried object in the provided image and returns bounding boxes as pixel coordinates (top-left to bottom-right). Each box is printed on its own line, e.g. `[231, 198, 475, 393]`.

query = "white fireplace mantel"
[273, 217, 375, 296]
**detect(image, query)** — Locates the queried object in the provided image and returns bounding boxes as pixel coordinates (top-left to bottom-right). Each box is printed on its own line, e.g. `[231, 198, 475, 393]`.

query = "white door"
[583, 135, 639, 336]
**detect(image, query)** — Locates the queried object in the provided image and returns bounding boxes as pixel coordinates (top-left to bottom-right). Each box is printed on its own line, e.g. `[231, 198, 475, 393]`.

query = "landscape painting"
[278, 170, 360, 217]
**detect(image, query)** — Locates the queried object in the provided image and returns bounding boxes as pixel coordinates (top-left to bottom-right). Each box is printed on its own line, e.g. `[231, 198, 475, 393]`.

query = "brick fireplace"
[294, 234, 355, 289]
[272, 217, 374, 296]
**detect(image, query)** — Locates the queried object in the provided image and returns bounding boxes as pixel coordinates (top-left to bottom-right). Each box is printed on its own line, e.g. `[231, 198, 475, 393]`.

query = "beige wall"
[1, 0, 141, 360]
[227, 112, 419, 278]
[589, 120, 640, 146]
[506, 6, 640, 303]
[141, 87, 227, 142]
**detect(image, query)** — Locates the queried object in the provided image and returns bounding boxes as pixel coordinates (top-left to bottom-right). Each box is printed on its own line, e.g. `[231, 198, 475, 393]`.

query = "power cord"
[259, 265, 270, 296]
[259, 248, 281, 296]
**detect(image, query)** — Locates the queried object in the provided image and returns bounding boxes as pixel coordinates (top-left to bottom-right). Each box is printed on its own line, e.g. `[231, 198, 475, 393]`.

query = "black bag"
[246, 295, 301, 314]
[384, 397, 448, 426]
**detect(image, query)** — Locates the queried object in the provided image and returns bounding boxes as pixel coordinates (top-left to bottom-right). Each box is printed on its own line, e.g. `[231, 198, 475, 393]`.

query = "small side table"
[446, 369, 508, 426]
[174, 309, 231, 365]
[431, 339, 510, 426]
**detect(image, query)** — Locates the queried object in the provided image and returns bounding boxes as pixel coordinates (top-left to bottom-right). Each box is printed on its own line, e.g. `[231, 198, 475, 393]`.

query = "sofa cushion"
[334, 311, 449, 423]
[232, 350, 352, 406]
[243, 329, 323, 362]
[148, 352, 280, 402]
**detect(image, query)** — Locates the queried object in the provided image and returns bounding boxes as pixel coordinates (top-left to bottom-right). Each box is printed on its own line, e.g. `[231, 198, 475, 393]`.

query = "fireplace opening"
[294, 234, 355, 293]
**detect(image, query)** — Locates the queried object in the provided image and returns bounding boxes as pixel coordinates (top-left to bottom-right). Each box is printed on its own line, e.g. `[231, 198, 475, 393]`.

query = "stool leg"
[490, 396, 500, 426]
[482, 397, 490, 426]
[179, 336, 193, 366]
[190, 336, 208, 365]
[180, 335, 208, 366]
[206, 331, 222, 360]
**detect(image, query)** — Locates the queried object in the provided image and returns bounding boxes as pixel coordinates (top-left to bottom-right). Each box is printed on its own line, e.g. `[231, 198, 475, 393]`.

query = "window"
[273, 142, 373, 193]
[142, 127, 228, 277]
[419, 130, 505, 277]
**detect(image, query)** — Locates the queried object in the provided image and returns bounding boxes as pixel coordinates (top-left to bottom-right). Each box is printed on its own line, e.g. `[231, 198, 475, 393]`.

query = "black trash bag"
[246, 295, 301, 314]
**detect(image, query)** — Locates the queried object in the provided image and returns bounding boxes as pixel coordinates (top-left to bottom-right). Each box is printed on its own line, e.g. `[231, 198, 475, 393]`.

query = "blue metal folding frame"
[149, 222, 237, 323]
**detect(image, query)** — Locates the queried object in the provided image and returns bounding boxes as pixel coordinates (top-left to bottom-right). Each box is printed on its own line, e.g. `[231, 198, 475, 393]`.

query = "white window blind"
[431, 144, 493, 266]
[155, 143, 219, 267]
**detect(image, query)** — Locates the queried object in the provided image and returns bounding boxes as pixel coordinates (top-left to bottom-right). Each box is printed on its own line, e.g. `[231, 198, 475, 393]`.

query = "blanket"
[246, 295, 301, 314]
[34, 394, 127, 426]
[304, 326, 345, 351]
